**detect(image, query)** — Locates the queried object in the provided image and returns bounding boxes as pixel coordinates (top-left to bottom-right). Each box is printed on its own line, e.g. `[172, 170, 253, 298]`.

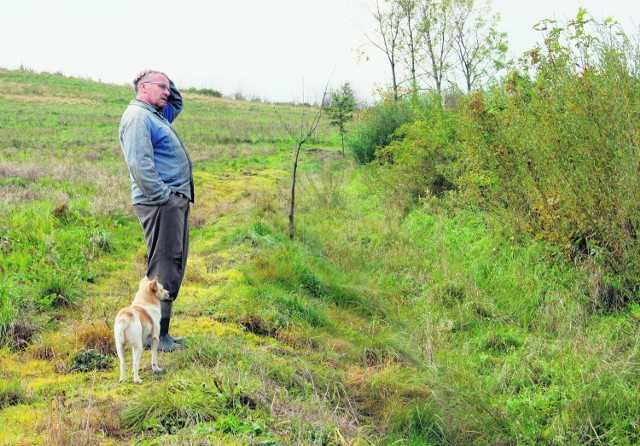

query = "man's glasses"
[144, 81, 170, 91]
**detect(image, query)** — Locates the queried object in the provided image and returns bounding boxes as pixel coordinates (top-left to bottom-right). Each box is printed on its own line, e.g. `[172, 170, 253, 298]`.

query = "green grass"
[0, 67, 639, 445]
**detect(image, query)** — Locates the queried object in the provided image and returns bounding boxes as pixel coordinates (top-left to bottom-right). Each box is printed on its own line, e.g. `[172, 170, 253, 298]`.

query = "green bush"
[185, 87, 223, 97]
[459, 15, 640, 307]
[348, 95, 415, 164]
[374, 95, 460, 206]
[121, 380, 228, 432]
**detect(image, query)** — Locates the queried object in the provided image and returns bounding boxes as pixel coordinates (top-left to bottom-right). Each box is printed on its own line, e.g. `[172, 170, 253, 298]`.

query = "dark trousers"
[133, 193, 190, 302]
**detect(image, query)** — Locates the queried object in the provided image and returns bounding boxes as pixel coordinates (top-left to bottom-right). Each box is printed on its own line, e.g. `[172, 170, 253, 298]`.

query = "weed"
[38, 271, 80, 308]
[88, 228, 115, 255]
[0, 288, 17, 346]
[43, 394, 124, 446]
[121, 380, 227, 433]
[69, 349, 113, 372]
[52, 203, 79, 225]
[0, 378, 31, 409]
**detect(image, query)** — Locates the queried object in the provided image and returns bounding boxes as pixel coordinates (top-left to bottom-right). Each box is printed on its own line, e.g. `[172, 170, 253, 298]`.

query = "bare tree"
[418, 0, 456, 95]
[365, 0, 509, 96]
[452, 0, 507, 93]
[398, 0, 422, 99]
[276, 81, 330, 239]
[366, 0, 403, 100]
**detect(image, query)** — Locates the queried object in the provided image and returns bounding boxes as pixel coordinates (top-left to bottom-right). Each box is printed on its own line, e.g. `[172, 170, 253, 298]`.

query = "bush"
[348, 95, 415, 164]
[185, 87, 223, 97]
[0, 378, 30, 409]
[459, 15, 640, 307]
[373, 95, 460, 205]
[121, 380, 227, 432]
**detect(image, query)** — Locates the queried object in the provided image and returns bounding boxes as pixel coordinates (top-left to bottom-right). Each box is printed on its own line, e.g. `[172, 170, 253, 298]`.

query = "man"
[119, 69, 194, 352]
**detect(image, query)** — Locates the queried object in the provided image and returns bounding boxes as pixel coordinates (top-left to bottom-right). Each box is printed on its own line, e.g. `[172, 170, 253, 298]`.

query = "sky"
[1, 0, 639, 104]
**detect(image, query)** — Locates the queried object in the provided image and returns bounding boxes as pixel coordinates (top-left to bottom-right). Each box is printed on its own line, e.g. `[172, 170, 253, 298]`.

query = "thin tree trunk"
[289, 142, 302, 239]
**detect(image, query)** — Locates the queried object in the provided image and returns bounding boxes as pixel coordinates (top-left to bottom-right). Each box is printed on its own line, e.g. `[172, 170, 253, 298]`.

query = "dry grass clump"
[4, 316, 39, 351]
[27, 330, 74, 362]
[42, 394, 125, 446]
[74, 321, 115, 356]
[0, 162, 46, 180]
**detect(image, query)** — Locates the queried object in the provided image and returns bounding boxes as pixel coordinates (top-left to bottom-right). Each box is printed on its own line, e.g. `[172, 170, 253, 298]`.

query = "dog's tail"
[114, 309, 135, 356]
[114, 321, 126, 358]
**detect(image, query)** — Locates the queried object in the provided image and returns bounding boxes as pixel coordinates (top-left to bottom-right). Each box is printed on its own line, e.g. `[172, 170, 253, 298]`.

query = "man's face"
[138, 73, 170, 111]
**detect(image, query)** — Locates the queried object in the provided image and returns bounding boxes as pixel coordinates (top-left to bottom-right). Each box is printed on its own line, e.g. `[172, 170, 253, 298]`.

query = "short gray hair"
[133, 70, 167, 93]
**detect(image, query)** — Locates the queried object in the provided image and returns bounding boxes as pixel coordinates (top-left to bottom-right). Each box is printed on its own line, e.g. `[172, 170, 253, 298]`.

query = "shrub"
[38, 271, 80, 308]
[373, 96, 460, 206]
[185, 87, 223, 97]
[459, 15, 640, 307]
[75, 322, 115, 356]
[121, 380, 228, 432]
[88, 228, 115, 256]
[348, 95, 415, 164]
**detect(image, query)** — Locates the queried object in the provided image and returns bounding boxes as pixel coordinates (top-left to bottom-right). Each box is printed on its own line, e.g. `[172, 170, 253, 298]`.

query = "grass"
[0, 67, 639, 445]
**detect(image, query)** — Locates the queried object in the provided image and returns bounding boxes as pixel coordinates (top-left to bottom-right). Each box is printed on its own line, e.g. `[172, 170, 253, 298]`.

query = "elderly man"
[119, 69, 194, 352]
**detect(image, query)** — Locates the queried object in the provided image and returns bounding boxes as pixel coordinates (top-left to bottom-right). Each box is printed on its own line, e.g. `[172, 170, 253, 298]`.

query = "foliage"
[4, 43, 640, 446]
[0, 286, 17, 345]
[69, 349, 113, 372]
[348, 94, 415, 163]
[0, 201, 131, 345]
[374, 93, 459, 205]
[122, 380, 226, 433]
[369, 0, 506, 96]
[361, 11, 640, 309]
[184, 87, 223, 97]
[452, 3, 510, 93]
[0, 378, 30, 409]
[460, 13, 640, 307]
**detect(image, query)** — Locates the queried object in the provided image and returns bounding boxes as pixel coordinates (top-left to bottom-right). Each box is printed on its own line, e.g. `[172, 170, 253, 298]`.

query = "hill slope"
[1, 69, 639, 445]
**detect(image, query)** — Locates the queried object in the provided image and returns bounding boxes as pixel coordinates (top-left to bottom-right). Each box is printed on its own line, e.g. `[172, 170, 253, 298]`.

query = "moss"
[171, 317, 243, 339]
[0, 404, 45, 444]
[28, 375, 77, 394]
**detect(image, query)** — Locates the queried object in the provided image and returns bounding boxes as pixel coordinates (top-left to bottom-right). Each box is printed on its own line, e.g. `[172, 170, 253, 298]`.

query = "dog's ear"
[149, 277, 159, 292]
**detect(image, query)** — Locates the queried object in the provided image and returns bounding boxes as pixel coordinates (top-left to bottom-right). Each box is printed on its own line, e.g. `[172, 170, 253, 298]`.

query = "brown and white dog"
[114, 276, 171, 383]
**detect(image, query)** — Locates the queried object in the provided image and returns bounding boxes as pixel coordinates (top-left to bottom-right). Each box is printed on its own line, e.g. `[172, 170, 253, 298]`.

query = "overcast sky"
[1, 0, 639, 103]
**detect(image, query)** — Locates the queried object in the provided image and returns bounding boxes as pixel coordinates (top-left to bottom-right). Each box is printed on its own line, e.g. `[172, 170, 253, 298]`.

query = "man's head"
[134, 70, 170, 111]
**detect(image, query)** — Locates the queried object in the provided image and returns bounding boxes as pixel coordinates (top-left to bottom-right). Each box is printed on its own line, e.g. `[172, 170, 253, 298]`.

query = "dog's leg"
[116, 340, 126, 382]
[114, 321, 127, 382]
[132, 342, 143, 384]
[151, 323, 162, 373]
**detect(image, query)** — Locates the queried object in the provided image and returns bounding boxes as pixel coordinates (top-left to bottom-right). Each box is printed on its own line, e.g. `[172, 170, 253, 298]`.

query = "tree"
[364, 0, 508, 96]
[276, 82, 330, 239]
[398, 0, 422, 100]
[367, 0, 403, 101]
[451, 0, 508, 93]
[417, 0, 456, 95]
[326, 82, 357, 156]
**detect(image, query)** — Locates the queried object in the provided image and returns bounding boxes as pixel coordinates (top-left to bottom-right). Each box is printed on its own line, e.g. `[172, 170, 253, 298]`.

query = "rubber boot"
[158, 300, 186, 352]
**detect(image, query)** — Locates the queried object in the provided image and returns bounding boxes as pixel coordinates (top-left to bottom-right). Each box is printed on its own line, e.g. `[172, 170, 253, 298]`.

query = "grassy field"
[1, 68, 639, 445]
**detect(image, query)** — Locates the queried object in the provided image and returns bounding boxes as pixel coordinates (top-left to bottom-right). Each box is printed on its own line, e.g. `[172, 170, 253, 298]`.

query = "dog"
[114, 276, 171, 383]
